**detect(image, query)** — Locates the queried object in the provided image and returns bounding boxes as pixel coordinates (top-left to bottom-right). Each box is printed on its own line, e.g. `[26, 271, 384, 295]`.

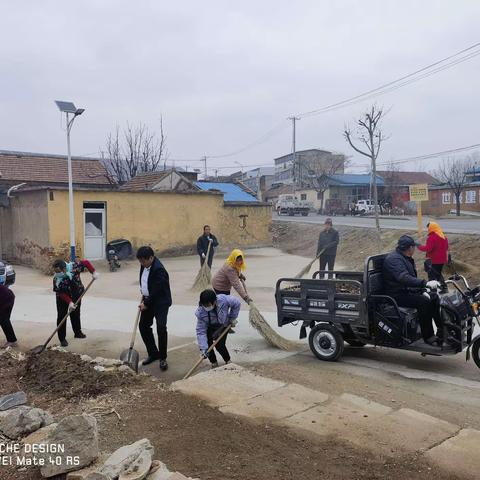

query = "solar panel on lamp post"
[54, 101, 85, 261]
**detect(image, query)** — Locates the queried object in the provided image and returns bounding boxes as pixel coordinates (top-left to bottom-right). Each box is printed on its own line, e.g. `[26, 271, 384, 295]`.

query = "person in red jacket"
[52, 258, 99, 347]
[0, 263, 17, 348]
[417, 222, 449, 283]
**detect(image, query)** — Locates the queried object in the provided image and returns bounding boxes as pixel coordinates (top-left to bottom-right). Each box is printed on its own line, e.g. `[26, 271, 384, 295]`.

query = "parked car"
[0, 261, 16, 286]
[355, 199, 376, 215]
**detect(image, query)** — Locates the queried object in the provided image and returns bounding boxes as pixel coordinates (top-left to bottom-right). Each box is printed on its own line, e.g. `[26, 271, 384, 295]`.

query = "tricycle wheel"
[345, 339, 366, 347]
[472, 338, 480, 369]
[309, 324, 344, 361]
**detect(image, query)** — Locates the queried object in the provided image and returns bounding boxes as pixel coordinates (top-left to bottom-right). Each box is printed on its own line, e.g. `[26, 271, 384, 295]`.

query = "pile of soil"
[20, 350, 135, 400]
[0, 351, 463, 480]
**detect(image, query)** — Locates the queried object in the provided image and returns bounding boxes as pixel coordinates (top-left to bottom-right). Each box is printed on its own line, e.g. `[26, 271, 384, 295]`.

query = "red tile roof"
[0, 151, 111, 186]
[120, 171, 171, 191]
[377, 171, 439, 185]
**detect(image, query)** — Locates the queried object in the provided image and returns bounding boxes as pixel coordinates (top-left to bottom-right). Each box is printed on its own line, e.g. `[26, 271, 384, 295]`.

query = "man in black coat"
[196, 225, 219, 268]
[317, 218, 339, 278]
[383, 235, 443, 345]
[137, 246, 172, 370]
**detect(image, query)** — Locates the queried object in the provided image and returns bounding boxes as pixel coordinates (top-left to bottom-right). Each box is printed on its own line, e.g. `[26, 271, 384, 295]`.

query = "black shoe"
[60, 339, 68, 347]
[425, 336, 441, 346]
[74, 332, 87, 339]
[159, 360, 168, 371]
[229, 329, 236, 334]
[142, 355, 159, 366]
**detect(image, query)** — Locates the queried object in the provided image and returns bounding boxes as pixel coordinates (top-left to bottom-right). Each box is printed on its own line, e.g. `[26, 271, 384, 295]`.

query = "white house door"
[83, 205, 106, 260]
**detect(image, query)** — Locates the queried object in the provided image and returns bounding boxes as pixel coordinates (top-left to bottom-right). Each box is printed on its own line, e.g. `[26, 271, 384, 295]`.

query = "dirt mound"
[21, 350, 134, 400]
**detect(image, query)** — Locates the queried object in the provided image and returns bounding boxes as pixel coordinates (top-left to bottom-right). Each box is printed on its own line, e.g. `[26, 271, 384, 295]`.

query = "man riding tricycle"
[275, 235, 480, 368]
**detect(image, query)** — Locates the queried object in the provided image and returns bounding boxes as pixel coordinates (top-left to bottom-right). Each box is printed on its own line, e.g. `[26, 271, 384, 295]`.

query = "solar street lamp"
[54, 100, 85, 261]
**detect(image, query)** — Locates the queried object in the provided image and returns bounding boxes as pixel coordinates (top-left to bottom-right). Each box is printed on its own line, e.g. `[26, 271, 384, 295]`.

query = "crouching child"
[195, 289, 240, 368]
[52, 258, 99, 347]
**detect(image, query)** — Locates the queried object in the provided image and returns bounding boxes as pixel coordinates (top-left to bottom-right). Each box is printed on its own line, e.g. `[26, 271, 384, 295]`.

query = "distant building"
[274, 149, 345, 185]
[239, 167, 275, 201]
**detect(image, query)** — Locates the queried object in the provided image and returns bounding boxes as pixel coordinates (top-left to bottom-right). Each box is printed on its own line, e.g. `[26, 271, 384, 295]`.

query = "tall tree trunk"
[320, 192, 325, 214]
[455, 192, 461, 216]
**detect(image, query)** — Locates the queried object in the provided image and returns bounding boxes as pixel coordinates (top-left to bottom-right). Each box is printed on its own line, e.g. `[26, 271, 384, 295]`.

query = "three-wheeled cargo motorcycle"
[275, 254, 480, 368]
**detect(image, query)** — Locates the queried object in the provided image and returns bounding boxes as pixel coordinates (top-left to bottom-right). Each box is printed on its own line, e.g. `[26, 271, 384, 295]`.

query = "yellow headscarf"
[226, 249, 246, 272]
[428, 222, 445, 240]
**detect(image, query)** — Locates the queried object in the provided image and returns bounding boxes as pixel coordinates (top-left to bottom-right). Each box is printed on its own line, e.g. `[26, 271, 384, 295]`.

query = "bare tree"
[344, 105, 387, 234]
[300, 154, 349, 213]
[436, 156, 475, 216]
[102, 118, 168, 185]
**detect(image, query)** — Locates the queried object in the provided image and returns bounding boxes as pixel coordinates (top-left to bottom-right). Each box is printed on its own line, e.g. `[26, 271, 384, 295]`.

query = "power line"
[296, 41, 480, 118]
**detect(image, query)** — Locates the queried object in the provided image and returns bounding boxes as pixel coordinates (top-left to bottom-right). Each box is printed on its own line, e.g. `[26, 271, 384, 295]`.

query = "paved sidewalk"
[173, 364, 480, 477]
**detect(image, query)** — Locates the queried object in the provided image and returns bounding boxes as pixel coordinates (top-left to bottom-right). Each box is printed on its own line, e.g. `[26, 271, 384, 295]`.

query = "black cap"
[397, 235, 416, 251]
[324, 218, 333, 225]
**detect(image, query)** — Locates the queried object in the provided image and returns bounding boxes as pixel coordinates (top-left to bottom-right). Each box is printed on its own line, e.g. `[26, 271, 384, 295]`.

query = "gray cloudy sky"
[1, 0, 479, 174]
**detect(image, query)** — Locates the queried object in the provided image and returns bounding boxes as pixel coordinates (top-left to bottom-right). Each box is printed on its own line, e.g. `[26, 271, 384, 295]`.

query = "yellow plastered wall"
[46, 190, 272, 255]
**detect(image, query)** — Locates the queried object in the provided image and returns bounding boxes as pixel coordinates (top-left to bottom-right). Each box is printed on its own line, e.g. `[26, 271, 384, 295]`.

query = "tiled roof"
[264, 184, 294, 198]
[328, 174, 385, 186]
[0, 150, 110, 186]
[195, 181, 259, 202]
[377, 171, 439, 185]
[120, 171, 170, 191]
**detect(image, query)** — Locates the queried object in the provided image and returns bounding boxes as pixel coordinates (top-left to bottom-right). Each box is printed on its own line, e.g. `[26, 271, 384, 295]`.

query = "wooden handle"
[43, 278, 95, 349]
[129, 304, 142, 349]
[183, 324, 232, 380]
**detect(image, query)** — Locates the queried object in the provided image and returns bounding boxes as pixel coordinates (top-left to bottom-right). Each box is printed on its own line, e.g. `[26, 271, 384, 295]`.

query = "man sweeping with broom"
[197, 225, 219, 268]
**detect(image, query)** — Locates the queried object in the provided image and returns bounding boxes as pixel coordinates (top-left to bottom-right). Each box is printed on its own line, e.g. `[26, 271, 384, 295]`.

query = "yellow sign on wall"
[409, 184, 429, 202]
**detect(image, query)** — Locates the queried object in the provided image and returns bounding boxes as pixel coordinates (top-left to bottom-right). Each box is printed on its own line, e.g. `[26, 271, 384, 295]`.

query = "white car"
[355, 199, 376, 214]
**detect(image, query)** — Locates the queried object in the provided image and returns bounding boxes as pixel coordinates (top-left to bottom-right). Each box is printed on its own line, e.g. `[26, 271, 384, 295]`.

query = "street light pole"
[66, 112, 76, 261]
[54, 101, 85, 262]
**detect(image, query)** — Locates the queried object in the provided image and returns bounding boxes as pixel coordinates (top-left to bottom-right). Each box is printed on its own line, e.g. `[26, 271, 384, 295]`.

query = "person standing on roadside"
[317, 218, 340, 278]
[0, 263, 17, 348]
[417, 222, 449, 284]
[196, 225, 219, 268]
[137, 246, 172, 371]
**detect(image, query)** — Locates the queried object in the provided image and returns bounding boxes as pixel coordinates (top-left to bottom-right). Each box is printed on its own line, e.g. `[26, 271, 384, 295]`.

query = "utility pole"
[288, 116, 300, 190]
[203, 156, 208, 179]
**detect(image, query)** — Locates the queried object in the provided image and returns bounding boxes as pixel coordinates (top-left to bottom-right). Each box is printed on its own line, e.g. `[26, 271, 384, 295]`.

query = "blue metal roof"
[195, 182, 258, 202]
[328, 174, 385, 186]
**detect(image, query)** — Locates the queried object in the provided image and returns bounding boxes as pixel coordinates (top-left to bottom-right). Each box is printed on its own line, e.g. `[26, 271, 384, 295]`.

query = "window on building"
[465, 190, 477, 204]
[442, 192, 451, 204]
[300, 194, 307, 200]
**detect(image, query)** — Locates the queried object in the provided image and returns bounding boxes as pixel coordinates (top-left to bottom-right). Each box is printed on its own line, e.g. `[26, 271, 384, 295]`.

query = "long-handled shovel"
[183, 324, 232, 380]
[120, 303, 142, 373]
[30, 278, 95, 355]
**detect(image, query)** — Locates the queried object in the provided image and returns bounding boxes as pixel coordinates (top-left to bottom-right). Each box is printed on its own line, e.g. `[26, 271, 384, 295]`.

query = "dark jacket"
[196, 234, 219, 262]
[383, 249, 426, 296]
[139, 257, 172, 309]
[0, 285, 15, 320]
[317, 228, 339, 256]
[53, 275, 76, 305]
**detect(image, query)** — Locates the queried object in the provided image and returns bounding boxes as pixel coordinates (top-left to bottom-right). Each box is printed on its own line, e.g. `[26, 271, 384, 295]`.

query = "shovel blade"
[120, 347, 139, 373]
[30, 345, 46, 355]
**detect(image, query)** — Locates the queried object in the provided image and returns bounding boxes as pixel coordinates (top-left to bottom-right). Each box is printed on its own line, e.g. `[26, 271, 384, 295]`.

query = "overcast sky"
[1, 1, 479, 175]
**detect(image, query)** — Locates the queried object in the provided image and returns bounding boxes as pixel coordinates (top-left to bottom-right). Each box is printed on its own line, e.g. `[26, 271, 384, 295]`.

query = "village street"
[275, 212, 480, 234]
[9, 247, 480, 421]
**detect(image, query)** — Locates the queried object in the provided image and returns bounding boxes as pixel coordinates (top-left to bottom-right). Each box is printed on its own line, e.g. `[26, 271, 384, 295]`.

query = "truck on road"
[275, 194, 312, 216]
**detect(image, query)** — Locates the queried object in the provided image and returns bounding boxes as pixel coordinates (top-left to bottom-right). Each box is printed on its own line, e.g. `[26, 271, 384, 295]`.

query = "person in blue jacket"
[195, 289, 241, 368]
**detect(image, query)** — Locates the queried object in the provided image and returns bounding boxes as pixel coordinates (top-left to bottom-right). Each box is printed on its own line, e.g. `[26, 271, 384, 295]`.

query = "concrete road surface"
[274, 212, 480, 234]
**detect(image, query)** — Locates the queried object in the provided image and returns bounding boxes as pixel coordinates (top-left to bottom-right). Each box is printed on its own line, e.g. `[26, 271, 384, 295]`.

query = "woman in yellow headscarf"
[212, 249, 250, 302]
[417, 222, 449, 282]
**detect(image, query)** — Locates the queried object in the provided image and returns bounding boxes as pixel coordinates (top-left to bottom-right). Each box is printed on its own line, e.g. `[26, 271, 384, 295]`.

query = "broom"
[240, 279, 300, 351]
[294, 243, 334, 279]
[191, 240, 213, 291]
